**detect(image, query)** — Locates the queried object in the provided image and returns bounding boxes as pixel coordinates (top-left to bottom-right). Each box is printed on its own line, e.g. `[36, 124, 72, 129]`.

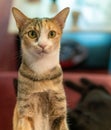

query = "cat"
[64, 78, 111, 130]
[12, 7, 70, 130]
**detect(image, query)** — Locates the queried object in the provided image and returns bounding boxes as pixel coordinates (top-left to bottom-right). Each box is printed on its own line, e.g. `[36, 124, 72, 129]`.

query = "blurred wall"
[0, 0, 17, 71]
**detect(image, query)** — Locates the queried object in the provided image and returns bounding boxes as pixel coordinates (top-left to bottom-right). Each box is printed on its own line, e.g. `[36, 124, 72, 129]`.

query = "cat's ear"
[12, 7, 29, 29]
[53, 7, 70, 29]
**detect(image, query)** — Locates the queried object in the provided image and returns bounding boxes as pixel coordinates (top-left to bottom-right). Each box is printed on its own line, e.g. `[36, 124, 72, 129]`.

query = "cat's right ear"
[53, 7, 70, 29]
[12, 7, 29, 29]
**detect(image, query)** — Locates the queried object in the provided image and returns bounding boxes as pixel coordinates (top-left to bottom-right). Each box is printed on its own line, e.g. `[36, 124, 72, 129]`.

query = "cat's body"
[15, 63, 66, 130]
[12, 7, 69, 130]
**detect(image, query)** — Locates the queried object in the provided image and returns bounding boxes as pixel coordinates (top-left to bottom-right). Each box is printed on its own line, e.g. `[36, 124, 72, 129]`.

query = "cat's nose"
[38, 43, 47, 49]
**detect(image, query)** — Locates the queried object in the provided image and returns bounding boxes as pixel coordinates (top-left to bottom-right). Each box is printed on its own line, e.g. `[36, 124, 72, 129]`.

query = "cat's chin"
[37, 51, 48, 57]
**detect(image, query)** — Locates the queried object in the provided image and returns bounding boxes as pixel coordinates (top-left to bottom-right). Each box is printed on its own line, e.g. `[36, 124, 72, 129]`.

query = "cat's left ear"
[53, 7, 70, 29]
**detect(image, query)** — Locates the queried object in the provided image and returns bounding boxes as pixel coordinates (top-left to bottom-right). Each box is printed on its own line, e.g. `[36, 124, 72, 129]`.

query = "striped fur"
[12, 7, 70, 130]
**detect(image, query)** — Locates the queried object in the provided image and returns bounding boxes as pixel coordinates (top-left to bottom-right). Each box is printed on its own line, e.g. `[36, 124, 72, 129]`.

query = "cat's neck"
[19, 62, 62, 81]
[22, 50, 60, 75]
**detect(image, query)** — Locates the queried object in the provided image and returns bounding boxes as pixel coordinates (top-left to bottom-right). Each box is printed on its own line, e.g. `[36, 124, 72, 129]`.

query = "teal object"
[108, 49, 111, 73]
[62, 32, 111, 68]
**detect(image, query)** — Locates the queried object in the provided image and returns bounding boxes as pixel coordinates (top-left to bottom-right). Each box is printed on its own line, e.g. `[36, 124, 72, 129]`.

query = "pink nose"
[38, 43, 47, 49]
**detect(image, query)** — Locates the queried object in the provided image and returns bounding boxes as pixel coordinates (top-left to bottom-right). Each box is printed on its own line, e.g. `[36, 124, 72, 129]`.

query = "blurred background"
[0, 0, 111, 130]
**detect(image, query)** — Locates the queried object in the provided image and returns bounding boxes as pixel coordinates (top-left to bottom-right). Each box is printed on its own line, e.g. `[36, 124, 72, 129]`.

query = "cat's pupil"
[50, 31, 54, 36]
[31, 31, 35, 36]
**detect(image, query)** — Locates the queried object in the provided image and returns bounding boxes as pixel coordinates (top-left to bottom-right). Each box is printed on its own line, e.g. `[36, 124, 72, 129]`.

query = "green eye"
[48, 30, 56, 38]
[28, 30, 37, 39]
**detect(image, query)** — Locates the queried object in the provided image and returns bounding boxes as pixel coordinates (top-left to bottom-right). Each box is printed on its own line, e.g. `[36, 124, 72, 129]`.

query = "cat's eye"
[28, 30, 37, 39]
[48, 30, 56, 38]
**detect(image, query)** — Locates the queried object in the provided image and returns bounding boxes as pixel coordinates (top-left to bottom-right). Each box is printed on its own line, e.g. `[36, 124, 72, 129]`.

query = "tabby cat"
[12, 7, 70, 130]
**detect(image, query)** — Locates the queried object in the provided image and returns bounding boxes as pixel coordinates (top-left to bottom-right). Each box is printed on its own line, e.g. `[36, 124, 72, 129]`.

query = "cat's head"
[12, 7, 69, 60]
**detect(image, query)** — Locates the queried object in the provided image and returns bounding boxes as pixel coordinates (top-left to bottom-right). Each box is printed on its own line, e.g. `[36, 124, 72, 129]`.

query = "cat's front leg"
[13, 104, 18, 130]
[60, 118, 69, 130]
[52, 117, 69, 130]
[16, 117, 33, 130]
[13, 104, 34, 130]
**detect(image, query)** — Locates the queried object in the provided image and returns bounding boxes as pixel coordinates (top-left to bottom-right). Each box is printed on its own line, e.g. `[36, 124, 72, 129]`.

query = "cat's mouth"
[33, 46, 51, 56]
[37, 49, 49, 55]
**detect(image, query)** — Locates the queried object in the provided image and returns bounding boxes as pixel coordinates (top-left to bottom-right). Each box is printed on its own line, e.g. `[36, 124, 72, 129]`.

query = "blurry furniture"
[0, 72, 17, 130]
[64, 73, 111, 109]
[72, 11, 80, 30]
[62, 32, 111, 69]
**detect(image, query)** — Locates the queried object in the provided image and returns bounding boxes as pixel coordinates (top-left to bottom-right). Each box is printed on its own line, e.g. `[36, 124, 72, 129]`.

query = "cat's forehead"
[25, 18, 56, 30]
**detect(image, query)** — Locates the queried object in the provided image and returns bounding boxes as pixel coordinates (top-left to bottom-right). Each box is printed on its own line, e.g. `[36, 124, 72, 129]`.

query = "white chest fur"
[22, 44, 60, 74]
